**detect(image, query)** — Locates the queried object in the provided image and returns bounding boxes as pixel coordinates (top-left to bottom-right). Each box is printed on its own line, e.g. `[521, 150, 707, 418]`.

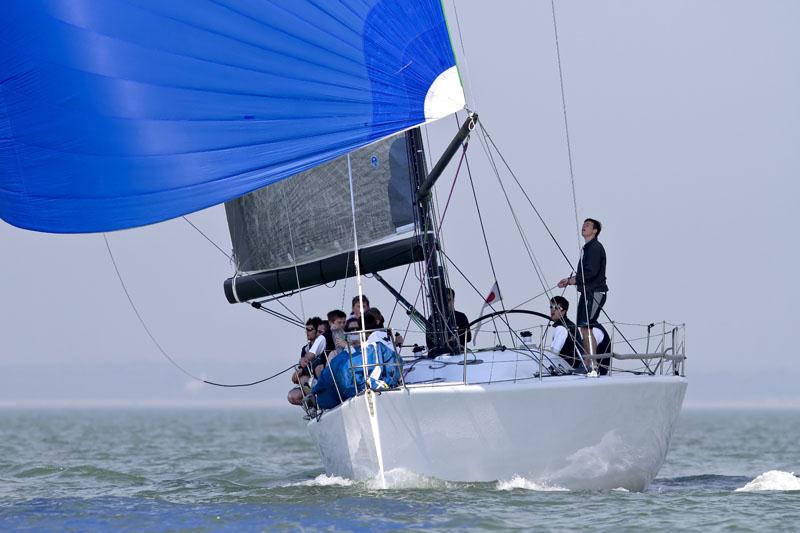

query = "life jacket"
[312, 351, 355, 409]
[353, 333, 401, 392]
[554, 317, 583, 369]
[311, 334, 401, 410]
[594, 323, 611, 354]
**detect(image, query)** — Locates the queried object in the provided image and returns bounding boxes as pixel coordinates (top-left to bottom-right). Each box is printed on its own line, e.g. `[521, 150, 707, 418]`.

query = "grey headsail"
[223, 132, 419, 303]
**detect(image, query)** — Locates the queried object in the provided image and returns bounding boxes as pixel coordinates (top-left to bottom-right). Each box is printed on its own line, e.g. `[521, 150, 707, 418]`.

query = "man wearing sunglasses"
[287, 317, 326, 406]
[548, 296, 584, 371]
[549, 296, 611, 374]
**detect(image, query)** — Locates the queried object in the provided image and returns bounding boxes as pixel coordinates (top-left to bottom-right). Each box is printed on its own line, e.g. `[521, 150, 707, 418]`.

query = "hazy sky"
[2, 0, 798, 407]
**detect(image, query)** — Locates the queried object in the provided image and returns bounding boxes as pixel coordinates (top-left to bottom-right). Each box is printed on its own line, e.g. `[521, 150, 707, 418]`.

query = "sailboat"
[0, 1, 686, 490]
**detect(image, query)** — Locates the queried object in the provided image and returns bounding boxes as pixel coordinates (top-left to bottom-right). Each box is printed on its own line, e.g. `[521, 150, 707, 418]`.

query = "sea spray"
[287, 474, 354, 487]
[286, 469, 457, 490]
[366, 468, 457, 490]
[735, 471, 800, 492]
[496, 475, 568, 492]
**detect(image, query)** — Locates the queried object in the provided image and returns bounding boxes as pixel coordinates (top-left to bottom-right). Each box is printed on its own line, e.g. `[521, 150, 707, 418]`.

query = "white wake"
[287, 474, 354, 487]
[288, 469, 456, 490]
[366, 468, 455, 490]
[496, 475, 568, 492]
[735, 470, 800, 492]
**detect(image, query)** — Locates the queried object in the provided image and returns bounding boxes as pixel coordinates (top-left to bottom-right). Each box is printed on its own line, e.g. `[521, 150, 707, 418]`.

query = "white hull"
[307, 373, 687, 491]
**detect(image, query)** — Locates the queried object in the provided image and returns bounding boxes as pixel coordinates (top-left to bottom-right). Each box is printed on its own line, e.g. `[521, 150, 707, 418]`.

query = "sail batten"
[0, 0, 465, 233]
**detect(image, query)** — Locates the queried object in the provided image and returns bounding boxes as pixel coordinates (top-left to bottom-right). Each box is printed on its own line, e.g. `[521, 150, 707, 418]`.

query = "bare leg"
[580, 326, 597, 370]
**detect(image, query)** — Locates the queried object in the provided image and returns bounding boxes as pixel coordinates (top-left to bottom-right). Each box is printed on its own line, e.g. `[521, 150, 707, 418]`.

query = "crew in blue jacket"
[312, 308, 401, 410]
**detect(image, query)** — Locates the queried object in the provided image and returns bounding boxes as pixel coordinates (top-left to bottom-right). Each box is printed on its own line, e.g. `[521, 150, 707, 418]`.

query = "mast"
[408, 113, 477, 354]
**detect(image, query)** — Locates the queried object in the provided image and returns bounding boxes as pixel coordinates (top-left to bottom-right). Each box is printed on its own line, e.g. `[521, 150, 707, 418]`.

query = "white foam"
[287, 469, 455, 490]
[366, 468, 454, 490]
[612, 487, 630, 492]
[496, 475, 568, 492]
[288, 474, 354, 487]
[735, 470, 800, 492]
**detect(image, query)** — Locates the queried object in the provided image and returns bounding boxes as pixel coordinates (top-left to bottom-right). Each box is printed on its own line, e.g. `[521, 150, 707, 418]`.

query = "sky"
[2, 0, 799, 407]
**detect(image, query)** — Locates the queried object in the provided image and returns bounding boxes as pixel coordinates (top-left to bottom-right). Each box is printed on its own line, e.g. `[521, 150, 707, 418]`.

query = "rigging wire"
[427, 140, 447, 333]
[474, 126, 591, 369]
[406, 141, 470, 345]
[102, 233, 295, 387]
[475, 125, 573, 268]
[438, 249, 561, 370]
[475, 127, 552, 301]
[387, 263, 412, 327]
[449, 0, 478, 112]
[250, 302, 304, 328]
[341, 250, 351, 312]
[181, 215, 303, 325]
[429, 137, 469, 335]
[459, 115, 506, 342]
[346, 151, 388, 488]
[510, 284, 561, 311]
[181, 216, 234, 269]
[549, 0, 594, 362]
[345, 153, 367, 335]
[474, 124, 645, 366]
[549, 0, 582, 239]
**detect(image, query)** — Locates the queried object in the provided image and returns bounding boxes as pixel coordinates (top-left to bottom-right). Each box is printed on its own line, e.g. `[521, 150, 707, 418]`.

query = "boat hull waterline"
[307, 374, 687, 491]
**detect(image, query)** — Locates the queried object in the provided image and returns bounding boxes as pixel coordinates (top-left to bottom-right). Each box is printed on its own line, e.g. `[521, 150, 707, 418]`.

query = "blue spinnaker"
[0, 0, 464, 233]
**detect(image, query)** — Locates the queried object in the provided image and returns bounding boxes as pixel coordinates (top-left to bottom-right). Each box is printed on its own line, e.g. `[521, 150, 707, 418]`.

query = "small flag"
[474, 282, 502, 345]
[483, 282, 501, 308]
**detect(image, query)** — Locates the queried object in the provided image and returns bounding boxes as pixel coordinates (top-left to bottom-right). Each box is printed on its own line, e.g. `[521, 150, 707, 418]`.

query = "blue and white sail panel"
[0, 0, 465, 233]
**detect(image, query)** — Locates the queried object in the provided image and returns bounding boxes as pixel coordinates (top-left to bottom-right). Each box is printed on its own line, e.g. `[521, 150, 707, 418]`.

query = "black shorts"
[311, 352, 328, 371]
[576, 291, 606, 327]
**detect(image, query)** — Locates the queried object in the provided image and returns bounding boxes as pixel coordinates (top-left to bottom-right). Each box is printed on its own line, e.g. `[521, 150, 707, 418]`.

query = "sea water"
[1, 408, 799, 531]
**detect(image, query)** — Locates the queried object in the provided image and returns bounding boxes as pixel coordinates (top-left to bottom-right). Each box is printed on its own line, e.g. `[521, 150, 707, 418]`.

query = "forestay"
[0, 0, 465, 233]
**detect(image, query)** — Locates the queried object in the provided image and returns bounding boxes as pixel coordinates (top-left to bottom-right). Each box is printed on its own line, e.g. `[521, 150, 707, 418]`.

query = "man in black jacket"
[426, 288, 471, 356]
[558, 218, 608, 361]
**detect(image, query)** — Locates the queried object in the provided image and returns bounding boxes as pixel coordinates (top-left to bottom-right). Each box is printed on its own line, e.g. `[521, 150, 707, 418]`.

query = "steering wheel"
[468, 309, 551, 329]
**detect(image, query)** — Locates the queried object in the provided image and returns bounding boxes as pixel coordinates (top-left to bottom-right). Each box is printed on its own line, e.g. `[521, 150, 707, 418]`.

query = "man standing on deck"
[557, 218, 608, 364]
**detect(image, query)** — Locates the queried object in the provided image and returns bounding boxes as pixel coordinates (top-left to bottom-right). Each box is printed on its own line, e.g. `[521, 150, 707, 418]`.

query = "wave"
[735, 471, 800, 492]
[654, 474, 751, 491]
[366, 468, 456, 490]
[12, 464, 148, 485]
[496, 475, 568, 492]
[286, 474, 354, 487]
[284, 469, 457, 490]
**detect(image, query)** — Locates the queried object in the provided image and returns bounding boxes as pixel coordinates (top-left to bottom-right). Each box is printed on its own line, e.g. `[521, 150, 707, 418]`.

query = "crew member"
[548, 296, 584, 371]
[558, 218, 608, 359]
[426, 288, 471, 356]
